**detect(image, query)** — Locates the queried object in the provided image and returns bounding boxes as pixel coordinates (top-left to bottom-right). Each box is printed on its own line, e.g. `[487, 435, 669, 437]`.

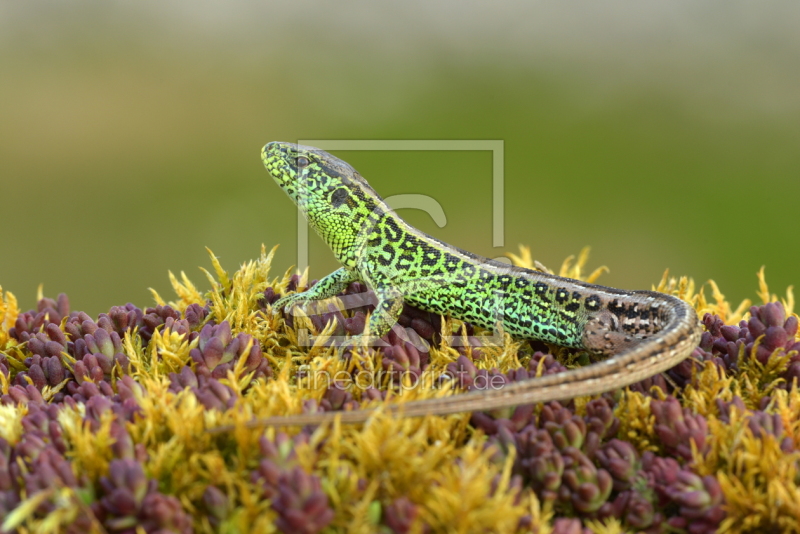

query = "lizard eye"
[330, 187, 348, 208]
[296, 156, 309, 168]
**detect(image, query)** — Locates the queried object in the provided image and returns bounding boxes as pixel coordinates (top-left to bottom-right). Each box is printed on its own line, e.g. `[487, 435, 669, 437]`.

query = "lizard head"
[261, 142, 384, 265]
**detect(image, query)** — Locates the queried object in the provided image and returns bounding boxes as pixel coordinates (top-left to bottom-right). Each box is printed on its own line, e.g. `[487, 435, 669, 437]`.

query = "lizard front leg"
[346, 287, 404, 348]
[273, 267, 359, 314]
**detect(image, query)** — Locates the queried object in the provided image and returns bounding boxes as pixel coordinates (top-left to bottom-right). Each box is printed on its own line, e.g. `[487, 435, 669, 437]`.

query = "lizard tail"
[208, 294, 700, 432]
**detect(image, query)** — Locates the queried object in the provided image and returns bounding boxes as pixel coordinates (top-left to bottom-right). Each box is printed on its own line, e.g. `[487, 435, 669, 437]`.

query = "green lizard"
[238, 142, 702, 427]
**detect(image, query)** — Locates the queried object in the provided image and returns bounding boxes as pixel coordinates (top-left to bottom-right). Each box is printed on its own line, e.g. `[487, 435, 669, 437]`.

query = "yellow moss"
[111, 250, 800, 532]
[223, 479, 278, 534]
[170, 270, 206, 311]
[682, 361, 737, 417]
[336, 480, 382, 534]
[241, 371, 307, 421]
[654, 266, 796, 328]
[205, 246, 232, 296]
[505, 245, 609, 284]
[757, 266, 795, 317]
[147, 325, 198, 377]
[222, 338, 260, 395]
[120, 330, 161, 381]
[418, 440, 529, 534]
[0, 402, 26, 444]
[0, 489, 53, 532]
[682, 324, 796, 419]
[294, 348, 354, 401]
[4, 244, 798, 533]
[338, 414, 469, 503]
[280, 307, 341, 361]
[773, 387, 800, 452]
[686, 394, 800, 533]
[558, 246, 610, 284]
[654, 269, 698, 305]
[2, 487, 105, 534]
[0, 286, 20, 348]
[144, 393, 212, 482]
[126, 377, 192, 448]
[204, 246, 279, 335]
[57, 406, 116, 483]
[614, 391, 658, 453]
[698, 278, 752, 325]
[736, 343, 792, 407]
[505, 245, 545, 272]
[584, 517, 626, 534]
[705, 415, 800, 533]
[654, 270, 753, 324]
[527, 493, 550, 534]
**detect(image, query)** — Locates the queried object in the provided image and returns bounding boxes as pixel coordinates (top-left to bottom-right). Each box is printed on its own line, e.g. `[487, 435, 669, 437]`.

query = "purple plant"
[190, 321, 271, 380]
[651, 396, 708, 461]
[96, 459, 192, 533]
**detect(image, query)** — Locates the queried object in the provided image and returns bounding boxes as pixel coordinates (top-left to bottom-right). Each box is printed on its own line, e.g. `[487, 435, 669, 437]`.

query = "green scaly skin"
[227, 142, 702, 427]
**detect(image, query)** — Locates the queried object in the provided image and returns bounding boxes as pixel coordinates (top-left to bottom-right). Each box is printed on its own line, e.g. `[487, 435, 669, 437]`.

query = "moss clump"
[0, 245, 797, 533]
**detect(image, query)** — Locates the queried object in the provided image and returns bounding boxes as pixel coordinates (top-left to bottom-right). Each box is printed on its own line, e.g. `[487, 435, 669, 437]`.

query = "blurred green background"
[1, 1, 798, 317]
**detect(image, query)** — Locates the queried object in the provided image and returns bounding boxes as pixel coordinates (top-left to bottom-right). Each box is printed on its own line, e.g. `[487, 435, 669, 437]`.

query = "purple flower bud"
[286, 274, 301, 292]
[410, 317, 435, 340]
[604, 490, 657, 529]
[101, 303, 144, 336]
[765, 326, 788, 349]
[260, 287, 280, 307]
[516, 427, 564, 501]
[169, 366, 199, 391]
[23, 447, 77, 493]
[56, 293, 70, 318]
[542, 402, 587, 451]
[103, 459, 148, 505]
[344, 312, 366, 335]
[139, 492, 193, 533]
[140, 305, 181, 342]
[786, 314, 798, 339]
[27, 337, 46, 357]
[560, 447, 613, 513]
[203, 485, 229, 521]
[45, 323, 67, 346]
[550, 518, 587, 534]
[193, 379, 236, 411]
[27, 364, 47, 390]
[651, 396, 708, 460]
[720, 325, 740, 342]
[272, 467, 335, 534]
[184, 303, 209, 330]
[117, 375, 144, 402]
[0, 439, 13, 492]
[81, 318, 99, 337]
[104, 488, 139, 517]
[252, 458, 281, 499]
[16, 432, 48, 461]
[584, 397, 619, 455]
[41, 357, 65, 387]
[321, 382, 353, 412]
[595, 439, 640, 491]
[383, 497, 420, 534]
[43, 340, 63, 358]
[110, 423, 135, 460]
[3, 384, 45, 406]
[201, 337, 225, 369]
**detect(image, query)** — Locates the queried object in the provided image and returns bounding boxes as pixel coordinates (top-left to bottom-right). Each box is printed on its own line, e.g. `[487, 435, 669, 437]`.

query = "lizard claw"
[272, 295, 301, 315]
